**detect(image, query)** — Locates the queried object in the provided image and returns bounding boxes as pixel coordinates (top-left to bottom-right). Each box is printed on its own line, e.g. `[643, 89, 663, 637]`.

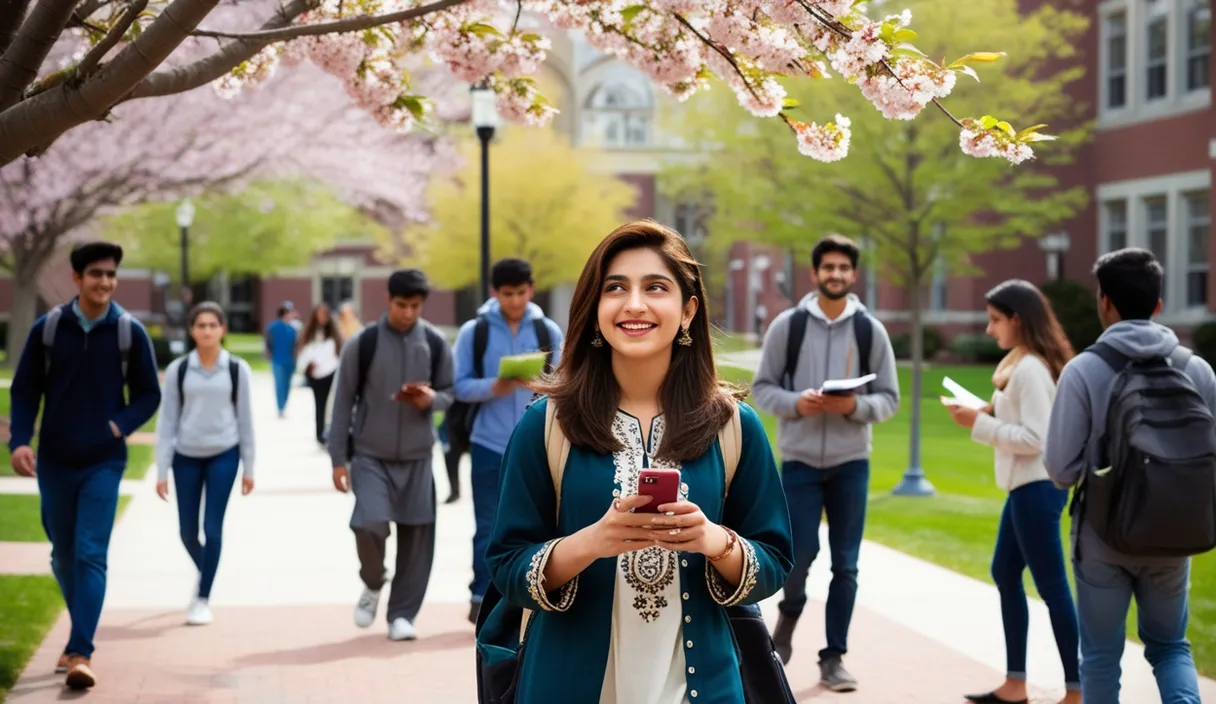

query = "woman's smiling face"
[597, 246, 697, 360]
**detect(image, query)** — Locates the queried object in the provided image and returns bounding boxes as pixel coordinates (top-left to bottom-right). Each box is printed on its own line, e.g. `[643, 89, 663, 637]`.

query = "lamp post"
[1039, 232, 1071, 282]
[172, 198, 195, 355]
[470, 82, 499, 304]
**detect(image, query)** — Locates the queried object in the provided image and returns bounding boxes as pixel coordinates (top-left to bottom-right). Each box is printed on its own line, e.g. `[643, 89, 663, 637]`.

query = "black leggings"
[307, 373, 334, 443]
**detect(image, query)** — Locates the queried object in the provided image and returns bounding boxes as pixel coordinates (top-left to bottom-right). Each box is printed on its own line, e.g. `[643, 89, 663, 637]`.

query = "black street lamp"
[470, 82, 499, 304]
[173, 198, 195, 354]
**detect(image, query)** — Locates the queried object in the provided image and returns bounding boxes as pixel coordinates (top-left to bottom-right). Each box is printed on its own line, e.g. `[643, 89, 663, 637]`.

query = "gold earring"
[677, 327, 692, 346]
[591, 329, 604, 347]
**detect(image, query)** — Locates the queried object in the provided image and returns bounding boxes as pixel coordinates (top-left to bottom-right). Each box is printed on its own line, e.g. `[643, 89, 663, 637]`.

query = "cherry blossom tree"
[0, 62, 441, 360]
[0, 0, 1057, 167]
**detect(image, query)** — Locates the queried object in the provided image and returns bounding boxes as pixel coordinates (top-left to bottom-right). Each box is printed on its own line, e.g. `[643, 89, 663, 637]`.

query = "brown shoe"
[64, 656, 96, 690]
[55, 653, 70, 674]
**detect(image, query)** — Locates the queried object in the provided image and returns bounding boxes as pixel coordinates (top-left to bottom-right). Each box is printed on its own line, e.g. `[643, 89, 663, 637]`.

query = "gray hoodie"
[751, 293, 900, 468]
[327, 316, 455, 466]
[1043, 319, 1216, 567]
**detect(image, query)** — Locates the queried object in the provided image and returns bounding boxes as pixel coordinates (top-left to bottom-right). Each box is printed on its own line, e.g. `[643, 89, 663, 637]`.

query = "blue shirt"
[265, 319, 298, 368]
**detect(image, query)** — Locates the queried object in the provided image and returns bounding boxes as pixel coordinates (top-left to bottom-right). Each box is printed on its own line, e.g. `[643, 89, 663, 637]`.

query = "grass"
[718, 362, 1216, 677]
[0, 442, 155, 480]
[0, 575, 64, 698]
[0, 494, 131, 543]
[226, 333, 270, 372]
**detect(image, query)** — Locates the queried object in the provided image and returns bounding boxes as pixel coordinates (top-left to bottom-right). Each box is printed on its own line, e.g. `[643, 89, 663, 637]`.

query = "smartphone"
[636, 468, 681, 513]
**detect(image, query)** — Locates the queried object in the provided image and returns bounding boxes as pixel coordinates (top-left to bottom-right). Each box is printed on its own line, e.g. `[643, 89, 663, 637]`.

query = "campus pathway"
[8, 372, 1216, 703]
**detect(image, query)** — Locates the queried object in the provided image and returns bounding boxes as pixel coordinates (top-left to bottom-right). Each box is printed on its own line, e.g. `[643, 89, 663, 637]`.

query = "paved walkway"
[7, 372, 1216, 702]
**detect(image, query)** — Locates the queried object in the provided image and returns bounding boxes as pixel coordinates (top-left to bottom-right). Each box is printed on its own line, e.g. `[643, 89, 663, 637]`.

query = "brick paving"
[0, 540, 50, 575]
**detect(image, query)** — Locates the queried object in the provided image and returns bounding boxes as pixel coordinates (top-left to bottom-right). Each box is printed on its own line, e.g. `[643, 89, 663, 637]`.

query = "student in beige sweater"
[945, 280, 1080, 704]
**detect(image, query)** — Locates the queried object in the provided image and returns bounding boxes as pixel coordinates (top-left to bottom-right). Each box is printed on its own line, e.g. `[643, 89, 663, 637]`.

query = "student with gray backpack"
[1044, 248, 1216, 703]
[154, 302, 256, 627]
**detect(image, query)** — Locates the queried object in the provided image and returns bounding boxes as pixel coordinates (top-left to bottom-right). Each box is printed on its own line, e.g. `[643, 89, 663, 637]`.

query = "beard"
[817, 282, 852, 301]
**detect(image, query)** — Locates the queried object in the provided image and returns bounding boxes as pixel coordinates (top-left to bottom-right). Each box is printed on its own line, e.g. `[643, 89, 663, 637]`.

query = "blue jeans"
[469, 442, 503, 603]
[991, 480, 1080, 689]
[1074, 557, 1199, 703]
[271, 362, 294, 412]
[777, 459, 869, 662]
[37, 461, 125, 658]
[173, 446, 241, 599]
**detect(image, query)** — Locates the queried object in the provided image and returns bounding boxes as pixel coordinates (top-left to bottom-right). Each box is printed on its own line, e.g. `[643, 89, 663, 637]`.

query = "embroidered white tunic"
[599, 412, 690, 704]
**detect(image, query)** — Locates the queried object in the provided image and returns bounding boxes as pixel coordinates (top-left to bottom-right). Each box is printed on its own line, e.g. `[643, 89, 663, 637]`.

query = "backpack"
[782, 307, 873, 391]
[1070, 342, 1216, 558]
[42, 304, 133, 379]
[346, 322, 450, 461]
[175, 356, 240, 411]
[447, 316, 555, 446]
[474, 401, 795, 704]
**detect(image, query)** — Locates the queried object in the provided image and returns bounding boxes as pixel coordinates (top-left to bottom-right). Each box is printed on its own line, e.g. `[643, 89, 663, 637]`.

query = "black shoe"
[444, 493, 460, 504]
[963, 692, 1027, 704]
[818, 657, 857, 692]
[468, 601, 481, 625]
[771, 613, 797, 665]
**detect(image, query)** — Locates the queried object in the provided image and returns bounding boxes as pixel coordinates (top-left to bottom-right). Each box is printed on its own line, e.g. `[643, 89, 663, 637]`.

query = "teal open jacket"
[483, 398, 795, 703]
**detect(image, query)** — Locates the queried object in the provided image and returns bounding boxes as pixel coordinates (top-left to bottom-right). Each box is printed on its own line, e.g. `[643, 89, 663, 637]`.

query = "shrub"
[890, 326, 943, 360]
[1194, 321, 1216, 367]
[949, 332, 1005, 364]
[149, 337, 175, 369]
[1040, 279, 1103, 354]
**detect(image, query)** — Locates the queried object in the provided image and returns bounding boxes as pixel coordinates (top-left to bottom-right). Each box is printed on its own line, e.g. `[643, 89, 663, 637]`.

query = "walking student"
[1045, 248, 1216, 703]
[328, 269, 455, 641]
[750, 234, 900, 692]
[945, 280, 1080, 704]
[296, 303, 342, 447]
[154, 302, 256, 627]
[8, 241, 162, 690]
[452, 257, 563, 622]
[264, 304, 298, 418]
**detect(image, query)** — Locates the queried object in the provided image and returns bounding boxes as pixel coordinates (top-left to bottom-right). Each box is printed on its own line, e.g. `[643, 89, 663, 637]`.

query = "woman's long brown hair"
[985, 279, 1074, 381]
[533, 220, 744, 463]
[299, 303, 342, 355]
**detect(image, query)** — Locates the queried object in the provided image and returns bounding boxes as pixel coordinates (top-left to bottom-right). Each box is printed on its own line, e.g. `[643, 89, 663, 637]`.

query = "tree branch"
[0, 0, 79, 110]
[75, 0, 146, 78]
[69, 0, 114, 26]
[670, 11, 765, 106]
[0, 0, 33, 56]
[189, 0, 466, 42]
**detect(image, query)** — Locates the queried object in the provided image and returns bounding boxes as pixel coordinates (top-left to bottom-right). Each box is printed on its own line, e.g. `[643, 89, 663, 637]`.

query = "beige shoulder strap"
[544, 400, 571, 516]
[718, 402, 742, 495]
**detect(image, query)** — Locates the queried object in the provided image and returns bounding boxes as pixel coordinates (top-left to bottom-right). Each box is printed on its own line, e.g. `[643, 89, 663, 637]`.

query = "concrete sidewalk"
[8, 372, 1215, 702]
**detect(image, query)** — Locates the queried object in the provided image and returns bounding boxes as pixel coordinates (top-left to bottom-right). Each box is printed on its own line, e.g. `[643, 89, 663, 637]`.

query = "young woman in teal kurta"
[484, 222, 794, 704]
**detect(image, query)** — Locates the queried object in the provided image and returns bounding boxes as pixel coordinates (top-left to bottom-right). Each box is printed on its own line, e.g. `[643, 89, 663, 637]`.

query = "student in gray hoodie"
[328, 270, 455, 642]
[751, 235, 900, 692]
[1044, 248, 1215, 703]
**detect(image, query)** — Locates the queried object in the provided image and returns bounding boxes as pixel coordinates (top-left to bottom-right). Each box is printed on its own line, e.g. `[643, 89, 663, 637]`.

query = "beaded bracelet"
[708, 526, 739, 563]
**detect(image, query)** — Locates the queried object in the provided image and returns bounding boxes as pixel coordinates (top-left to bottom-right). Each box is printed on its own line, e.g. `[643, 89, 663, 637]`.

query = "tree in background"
[384, 127, 636, 291]
[2, 0, 1058, 167]
[662, 0, 1090, 495]
[102, 178, 381, 286]
[0, 63, 439, 361]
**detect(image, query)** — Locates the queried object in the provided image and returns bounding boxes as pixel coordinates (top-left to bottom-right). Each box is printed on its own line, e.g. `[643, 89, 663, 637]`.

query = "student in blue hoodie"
[453, 258, 563, 621]
[1044, 248, 1215, 703]
[8, 242, 161, 692]
[264, 304, 298, 417]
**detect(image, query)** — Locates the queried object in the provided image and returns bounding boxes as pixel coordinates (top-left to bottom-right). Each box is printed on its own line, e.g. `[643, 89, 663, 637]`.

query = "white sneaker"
[186, 598, 213, 626]
[388, 617, 417, 641]
[354, 588, 381, 628]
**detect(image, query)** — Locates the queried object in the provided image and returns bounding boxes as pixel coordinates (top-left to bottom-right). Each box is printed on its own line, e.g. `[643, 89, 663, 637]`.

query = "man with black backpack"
[453, 258, 562, 624]
[327, 269, 455, 642]
[1044, 248, 1216, 702]
[751, 235, 900, 693]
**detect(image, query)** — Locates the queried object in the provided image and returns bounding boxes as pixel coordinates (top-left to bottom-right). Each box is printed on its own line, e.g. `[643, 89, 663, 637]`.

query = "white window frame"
[1098, 0, 1212, 129]
[1183, 190, 1211, 309]
[581, 81, 653, 149]
[1100, 198, 1130, 253]
[1145, 2, 1169, 102]
[1096, 170, 1212, 322]
[1185, 0, 1212, 93]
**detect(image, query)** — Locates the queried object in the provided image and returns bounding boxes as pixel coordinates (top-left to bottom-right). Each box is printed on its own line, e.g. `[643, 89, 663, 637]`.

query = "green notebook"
[497, 352, 548, 380]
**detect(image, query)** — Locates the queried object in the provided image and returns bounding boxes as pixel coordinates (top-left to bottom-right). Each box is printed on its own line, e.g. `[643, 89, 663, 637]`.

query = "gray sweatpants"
[355, 522, 435, 624]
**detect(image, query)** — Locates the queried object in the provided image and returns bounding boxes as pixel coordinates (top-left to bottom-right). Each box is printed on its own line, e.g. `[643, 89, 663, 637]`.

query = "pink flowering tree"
[0, 63, 439, 360]
[663, 0, 1091, 493]
[0, 0, 1058, 166]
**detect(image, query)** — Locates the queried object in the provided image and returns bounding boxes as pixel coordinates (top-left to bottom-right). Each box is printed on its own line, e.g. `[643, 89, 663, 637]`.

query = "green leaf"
[465, 22, 502, 38]
[979, 115, 999, 130]
[948, 51, 1007, 69]
[893, 28, 918, 42]
[400, 95, 427, 121]
[620, 5, 646, 24]
[782, 97, 801, 109]
[880, 22, 895, 42]
[995, 120, 1015, 137]
[891, 44, 927, 59]
[957, 65, 980, 82]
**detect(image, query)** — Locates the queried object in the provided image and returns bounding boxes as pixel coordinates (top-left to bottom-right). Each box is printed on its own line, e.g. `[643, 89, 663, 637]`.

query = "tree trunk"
[5, 267, 40, 368]
[891, 279, 936, 496]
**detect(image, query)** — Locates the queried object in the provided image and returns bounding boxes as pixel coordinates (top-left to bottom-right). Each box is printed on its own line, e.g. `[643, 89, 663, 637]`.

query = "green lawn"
[718, 362, 1216, 677]
[226, 333, 270, 372]
[0, 575, 64, 698]
[0, 494, 131, 543]
[0, 443, 154, 480]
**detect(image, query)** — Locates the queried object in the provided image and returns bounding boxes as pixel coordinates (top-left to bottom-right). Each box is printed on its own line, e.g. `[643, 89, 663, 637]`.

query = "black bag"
[783, 307, 873, 391]
[447, 316, 554, 448]
[474, 401, 794, 704]
[1071, 342, 1216, 558]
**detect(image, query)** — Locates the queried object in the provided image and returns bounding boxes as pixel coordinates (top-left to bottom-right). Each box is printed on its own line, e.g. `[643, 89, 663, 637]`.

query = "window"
[1104, 199, 1129, 252]
[929, 223, 947, 311]
[321, 276, 353, 310]
[1145, 2, 1169, 100]
[1185, 191, 1211, 307]
[1145, 195, 1169, 298]
[583, 82, 652, 148]
[1107, 11, 1129, 108]
[1187, 1, 1212, 92]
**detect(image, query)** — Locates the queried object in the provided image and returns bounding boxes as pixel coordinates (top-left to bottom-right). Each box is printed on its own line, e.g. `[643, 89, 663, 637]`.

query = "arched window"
[583, 81, 652, 147]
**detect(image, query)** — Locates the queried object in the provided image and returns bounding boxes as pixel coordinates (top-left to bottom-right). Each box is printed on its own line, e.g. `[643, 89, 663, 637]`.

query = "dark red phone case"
[636, 468, 681, 513]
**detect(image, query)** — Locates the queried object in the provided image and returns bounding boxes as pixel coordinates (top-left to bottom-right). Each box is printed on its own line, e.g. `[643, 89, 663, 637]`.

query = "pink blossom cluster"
[790, 113, 851, 162]
[857, 60, 956, 120]
[959, 126, 1034, 165]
